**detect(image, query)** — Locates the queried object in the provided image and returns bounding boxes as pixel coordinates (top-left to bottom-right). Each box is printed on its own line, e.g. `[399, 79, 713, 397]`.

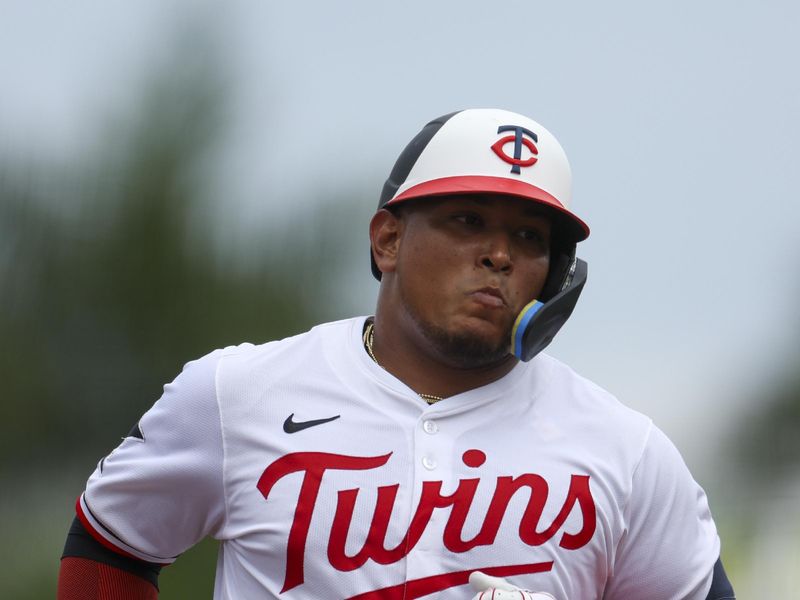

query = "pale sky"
[1, 0, 798, 473]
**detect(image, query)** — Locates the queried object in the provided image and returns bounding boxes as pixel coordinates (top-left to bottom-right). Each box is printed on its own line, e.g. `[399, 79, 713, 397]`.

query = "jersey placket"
[403, 402, 464, 591]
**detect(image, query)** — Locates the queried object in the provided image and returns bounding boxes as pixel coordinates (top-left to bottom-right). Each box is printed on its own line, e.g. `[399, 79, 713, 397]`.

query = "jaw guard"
[511, 258, 587, 361]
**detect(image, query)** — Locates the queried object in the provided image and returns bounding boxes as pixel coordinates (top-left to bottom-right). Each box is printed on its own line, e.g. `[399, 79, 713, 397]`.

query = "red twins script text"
[257, 450, 596, 592]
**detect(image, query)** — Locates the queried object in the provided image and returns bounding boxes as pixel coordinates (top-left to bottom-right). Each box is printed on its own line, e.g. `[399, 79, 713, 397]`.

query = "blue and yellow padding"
[511, 299, 545, 359]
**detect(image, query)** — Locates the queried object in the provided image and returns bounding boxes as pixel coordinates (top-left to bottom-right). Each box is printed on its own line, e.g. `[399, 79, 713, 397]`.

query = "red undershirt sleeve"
[57, 557, 158, 600]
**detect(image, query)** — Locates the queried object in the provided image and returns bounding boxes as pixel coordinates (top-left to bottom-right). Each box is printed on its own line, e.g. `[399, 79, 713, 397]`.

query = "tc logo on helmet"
[491, 125, 539, 174]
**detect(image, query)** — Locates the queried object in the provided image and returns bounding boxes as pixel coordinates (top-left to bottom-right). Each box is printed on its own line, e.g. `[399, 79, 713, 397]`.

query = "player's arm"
[60, 349, 230, 598]
[604, 424, 733, 599]
[58, 516, 161, 599]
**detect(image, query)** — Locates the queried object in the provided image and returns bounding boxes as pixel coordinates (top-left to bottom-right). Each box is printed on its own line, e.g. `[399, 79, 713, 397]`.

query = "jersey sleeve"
[77, 349, 229, 564]
[604, 422, 720, 600]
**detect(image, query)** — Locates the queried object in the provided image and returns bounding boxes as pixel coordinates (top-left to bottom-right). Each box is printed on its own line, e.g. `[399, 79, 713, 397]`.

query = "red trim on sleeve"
[75, 496, 170, 565]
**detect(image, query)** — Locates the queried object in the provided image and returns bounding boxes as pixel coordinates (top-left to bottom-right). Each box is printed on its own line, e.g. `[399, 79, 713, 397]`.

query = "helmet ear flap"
[511, 256, 587, 361]
[540, 242, 577, 302]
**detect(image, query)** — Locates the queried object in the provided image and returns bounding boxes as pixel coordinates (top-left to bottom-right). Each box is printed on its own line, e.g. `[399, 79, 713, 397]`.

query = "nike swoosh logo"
[283, 413, 341, 434]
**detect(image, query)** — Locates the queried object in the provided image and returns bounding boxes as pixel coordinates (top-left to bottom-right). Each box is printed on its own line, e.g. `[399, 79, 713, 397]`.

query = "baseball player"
[58, 109, 735, 599]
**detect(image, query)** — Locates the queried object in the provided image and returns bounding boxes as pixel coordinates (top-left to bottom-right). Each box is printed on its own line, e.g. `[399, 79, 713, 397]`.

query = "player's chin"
[440, 315, 513, 367]
[456, 308, 514, 339]
[455, 315, 508, 341]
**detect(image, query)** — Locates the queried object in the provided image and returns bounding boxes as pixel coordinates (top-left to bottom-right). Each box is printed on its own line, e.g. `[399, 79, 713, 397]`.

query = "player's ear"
[370, 208, 403, 275]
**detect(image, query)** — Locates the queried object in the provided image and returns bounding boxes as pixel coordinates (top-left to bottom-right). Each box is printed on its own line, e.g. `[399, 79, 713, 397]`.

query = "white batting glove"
[468, 571, 556, 600]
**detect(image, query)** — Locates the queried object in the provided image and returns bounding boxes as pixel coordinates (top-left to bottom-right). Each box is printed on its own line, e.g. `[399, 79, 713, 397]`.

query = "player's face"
[389, 195, 552, 367]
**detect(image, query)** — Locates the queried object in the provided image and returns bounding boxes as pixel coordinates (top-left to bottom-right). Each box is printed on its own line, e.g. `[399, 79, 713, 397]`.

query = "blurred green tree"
[0, 24, 369, 599]
[0, 44, 334, 470]
[734, 370, 800, 484]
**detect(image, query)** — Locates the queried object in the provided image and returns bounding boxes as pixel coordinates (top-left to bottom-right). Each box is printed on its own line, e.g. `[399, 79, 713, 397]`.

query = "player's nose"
[478, 231, 513, 273]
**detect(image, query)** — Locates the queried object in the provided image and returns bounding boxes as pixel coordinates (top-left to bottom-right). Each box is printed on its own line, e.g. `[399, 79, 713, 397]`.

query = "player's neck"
[368, 312, 518, 400]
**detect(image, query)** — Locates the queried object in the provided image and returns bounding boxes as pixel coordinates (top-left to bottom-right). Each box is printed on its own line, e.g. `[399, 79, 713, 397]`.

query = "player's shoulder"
[532, 352, 653, 439]
[533, 352, 633, 405]
[209, 316, 360, 379]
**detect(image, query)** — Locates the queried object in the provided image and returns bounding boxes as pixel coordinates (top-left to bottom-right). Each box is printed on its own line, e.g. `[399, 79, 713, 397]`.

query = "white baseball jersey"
[78, 317, 720, 599]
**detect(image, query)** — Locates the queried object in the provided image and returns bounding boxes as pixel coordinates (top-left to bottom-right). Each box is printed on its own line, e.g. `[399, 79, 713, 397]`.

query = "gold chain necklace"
[363, 321, 444, 404]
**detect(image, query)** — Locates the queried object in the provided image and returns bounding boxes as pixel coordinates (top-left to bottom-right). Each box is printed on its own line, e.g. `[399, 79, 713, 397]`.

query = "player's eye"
[453, 213, 482, 226]
[518, 228, 543, 241]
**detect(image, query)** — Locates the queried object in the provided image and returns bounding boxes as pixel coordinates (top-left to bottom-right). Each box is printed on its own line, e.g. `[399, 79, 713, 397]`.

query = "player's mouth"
[469, 287, 507, 308]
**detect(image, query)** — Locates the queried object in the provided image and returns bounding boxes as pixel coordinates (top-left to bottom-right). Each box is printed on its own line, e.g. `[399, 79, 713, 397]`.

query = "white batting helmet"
[372, 108, 589, 278]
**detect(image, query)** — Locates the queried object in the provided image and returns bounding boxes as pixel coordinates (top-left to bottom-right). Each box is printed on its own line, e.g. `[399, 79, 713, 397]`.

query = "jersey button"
[422, 420, 438, 434]
[422, 456, 437, 470]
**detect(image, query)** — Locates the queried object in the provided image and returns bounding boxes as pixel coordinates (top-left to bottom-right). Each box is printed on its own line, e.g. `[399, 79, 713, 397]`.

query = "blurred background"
[1, 1, 797, 597]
